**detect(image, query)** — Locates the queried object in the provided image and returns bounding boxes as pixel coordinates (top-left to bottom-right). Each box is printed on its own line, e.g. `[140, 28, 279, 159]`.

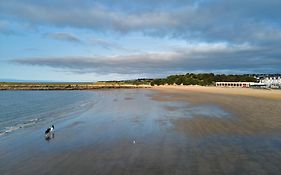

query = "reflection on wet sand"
[149, 89, 281, 136]
[1, 89, 281, 175]
[45, 132, 54, 141]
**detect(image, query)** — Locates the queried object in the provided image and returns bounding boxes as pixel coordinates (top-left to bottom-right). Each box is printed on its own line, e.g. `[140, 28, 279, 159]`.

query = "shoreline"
[152, 85, 281, 101]
[0, 83, 151, 90]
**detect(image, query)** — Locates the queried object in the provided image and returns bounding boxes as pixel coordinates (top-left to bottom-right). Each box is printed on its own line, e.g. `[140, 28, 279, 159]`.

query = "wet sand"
[1, 89, 281, 175]
[152, 86, 281, 135]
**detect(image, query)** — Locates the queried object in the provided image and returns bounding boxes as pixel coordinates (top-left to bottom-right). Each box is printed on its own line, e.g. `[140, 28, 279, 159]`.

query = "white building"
[260, 77, 281, 87]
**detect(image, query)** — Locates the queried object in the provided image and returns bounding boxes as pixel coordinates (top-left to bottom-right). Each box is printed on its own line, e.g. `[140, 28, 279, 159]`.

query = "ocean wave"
[0, 118, 39, 136]
[0, 101, 95, 137]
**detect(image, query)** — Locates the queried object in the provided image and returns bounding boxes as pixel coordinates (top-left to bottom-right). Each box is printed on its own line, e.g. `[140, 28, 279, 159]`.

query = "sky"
[0, 0, 281, 82]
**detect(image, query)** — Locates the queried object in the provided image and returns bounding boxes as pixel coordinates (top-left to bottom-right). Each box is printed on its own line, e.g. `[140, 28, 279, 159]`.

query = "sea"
[0, 90, 99, 136]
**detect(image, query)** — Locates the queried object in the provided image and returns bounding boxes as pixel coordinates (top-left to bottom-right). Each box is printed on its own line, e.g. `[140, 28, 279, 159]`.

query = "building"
[249, 82, 267, 88]
[216, 82, 254, 88]
[216, 75, 281, 89]
[259, 76, 281, 88]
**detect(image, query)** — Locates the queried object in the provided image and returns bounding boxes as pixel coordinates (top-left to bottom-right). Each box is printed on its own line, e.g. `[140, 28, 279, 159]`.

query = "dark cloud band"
[12, 44, 281, 75]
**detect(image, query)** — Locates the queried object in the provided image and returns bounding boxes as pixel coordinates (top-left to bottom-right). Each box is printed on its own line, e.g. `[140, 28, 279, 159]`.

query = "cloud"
[2, 0, 281, 77]
[45, 32, 81, 43]
[0, 0, 280, 45]
[91, 39, 124, 50]
[11, 43, 281, 75]
[90, 38, 139, 52]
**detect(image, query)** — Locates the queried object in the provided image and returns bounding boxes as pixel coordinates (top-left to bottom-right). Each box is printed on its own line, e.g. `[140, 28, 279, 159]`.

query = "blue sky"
[0, 0, 281, 81]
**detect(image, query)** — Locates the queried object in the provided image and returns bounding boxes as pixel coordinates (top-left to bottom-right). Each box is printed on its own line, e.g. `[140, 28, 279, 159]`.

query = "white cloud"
[46, 32, 81, 43]
[1, 0, 280, 44]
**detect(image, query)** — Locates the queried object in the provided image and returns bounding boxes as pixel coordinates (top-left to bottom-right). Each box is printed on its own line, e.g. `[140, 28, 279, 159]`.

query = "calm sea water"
[0, 91, 99, 136]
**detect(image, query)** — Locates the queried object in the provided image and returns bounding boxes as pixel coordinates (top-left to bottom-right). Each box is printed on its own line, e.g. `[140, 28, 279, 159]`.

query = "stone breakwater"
[0, 83, 151, 90]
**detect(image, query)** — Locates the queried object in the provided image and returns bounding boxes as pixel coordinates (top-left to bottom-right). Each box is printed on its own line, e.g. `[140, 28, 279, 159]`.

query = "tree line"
[150, 73, 257, 86]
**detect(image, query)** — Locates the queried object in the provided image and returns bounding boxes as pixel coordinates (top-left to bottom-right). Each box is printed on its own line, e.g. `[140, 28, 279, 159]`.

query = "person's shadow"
[45, 132, 55, 141]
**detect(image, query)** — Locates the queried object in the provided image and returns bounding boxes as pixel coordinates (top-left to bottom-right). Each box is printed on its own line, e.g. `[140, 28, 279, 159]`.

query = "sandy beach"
[153, 85, 281, 101]
[1, 88, 281, 175]
[151, 86, 281, 135]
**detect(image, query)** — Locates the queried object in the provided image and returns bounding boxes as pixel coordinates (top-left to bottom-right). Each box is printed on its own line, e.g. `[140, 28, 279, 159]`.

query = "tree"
[175, 77, 183, 85]
[150, 73, 256, 87]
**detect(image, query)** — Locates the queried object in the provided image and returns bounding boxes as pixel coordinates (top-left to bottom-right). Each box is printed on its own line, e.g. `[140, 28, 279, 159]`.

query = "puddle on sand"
[162, 101, 232, 119]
